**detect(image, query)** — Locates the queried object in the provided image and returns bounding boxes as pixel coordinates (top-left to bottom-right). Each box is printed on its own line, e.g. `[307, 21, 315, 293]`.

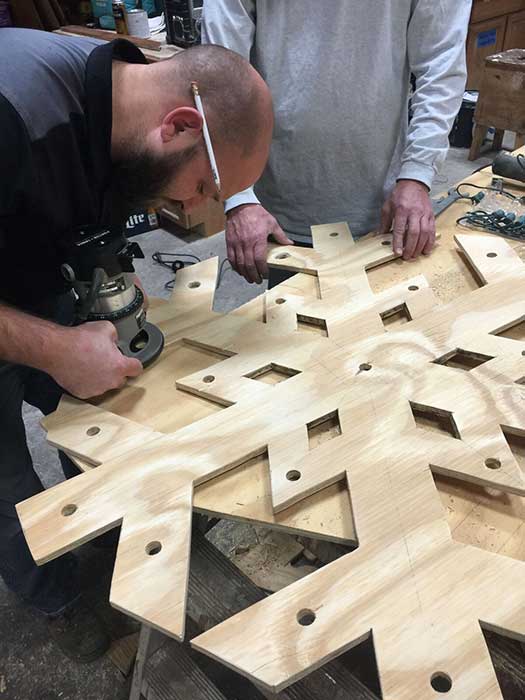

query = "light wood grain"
[46, 398, 355, 544]
[59, 25, 163, 50]
[18, 230, 525, 694]
[17, 156, 525, 697]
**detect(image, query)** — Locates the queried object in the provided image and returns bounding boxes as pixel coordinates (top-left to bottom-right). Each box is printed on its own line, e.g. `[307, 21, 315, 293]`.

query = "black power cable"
[454, 181, 525, 241]
[152, 251, 232, 290]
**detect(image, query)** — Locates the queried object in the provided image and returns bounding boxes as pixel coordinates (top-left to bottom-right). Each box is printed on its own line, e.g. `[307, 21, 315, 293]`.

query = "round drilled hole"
[275, 298, 286, 305]
[146, 541, 162, 556]
[522, 350, 525, 356]
[297, 609, 316, 626]
[485, 457, 501, 470]
[430, 672, 452, 693]
[487, 252, 498, 258]
[86, 426, 100, 436]
[203, 375, 215, 383]
[276, 253, 290, 260]
[286, 470, 301, 481]
[62, 504, 77, 517]
[188, 281, 201, 289]
[330, 232, 339, 237]
[408, 285, 419, 291]
[359, 363, 372, 372]
[381, 240, 391, 246]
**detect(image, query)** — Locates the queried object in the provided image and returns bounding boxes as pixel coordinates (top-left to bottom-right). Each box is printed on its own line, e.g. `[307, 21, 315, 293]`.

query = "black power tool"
[492, 152, 525, 184]
[61, 225, 164, 367]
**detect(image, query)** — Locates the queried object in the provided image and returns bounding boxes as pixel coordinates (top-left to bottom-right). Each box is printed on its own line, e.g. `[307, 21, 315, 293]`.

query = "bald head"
[157, 44, 273, 157]
[110, 44, 273, 213]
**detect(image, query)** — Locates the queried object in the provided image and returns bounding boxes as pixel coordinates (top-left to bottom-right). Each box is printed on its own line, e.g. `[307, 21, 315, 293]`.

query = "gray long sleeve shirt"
[202, 0, 472, 240]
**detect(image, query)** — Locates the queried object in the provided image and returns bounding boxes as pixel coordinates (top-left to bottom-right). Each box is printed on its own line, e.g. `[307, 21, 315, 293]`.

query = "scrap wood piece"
[59, 25, 163, 51]
[17, 227, 525, 698]
[225, 529, 317, 593]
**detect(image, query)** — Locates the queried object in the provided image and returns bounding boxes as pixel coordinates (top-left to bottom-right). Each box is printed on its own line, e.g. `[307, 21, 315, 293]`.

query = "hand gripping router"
[61, 225, 164, 367]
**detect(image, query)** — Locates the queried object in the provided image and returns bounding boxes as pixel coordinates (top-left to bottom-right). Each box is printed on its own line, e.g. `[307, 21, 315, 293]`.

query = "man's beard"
[110, 142, 200, 216]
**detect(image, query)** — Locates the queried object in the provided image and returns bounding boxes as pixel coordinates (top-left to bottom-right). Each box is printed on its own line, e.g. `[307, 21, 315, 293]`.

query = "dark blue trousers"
[0, 294, 80, 615]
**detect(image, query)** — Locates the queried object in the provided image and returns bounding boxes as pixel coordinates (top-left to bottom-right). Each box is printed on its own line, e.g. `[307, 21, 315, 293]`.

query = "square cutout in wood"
[245, 364, 301, 385]
[433, 348, 494, 371]
[307, 410, 342, 449]
[410, 402, 460, 439]
[297, 314, 329, 337]
[380, 303, 411, 330]
[491, 317, 525, 342]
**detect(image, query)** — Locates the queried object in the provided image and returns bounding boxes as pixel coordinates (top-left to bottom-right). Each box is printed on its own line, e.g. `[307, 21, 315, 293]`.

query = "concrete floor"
[0, 140, 504, 700]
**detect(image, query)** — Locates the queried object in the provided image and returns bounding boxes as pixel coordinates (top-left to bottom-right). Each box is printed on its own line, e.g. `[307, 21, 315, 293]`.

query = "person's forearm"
[0, 302, 67, 373]
[0, 302, 143, 398]
[401, 0, 472, 187]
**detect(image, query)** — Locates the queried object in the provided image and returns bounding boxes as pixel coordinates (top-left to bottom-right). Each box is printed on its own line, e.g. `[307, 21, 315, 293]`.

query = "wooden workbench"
[54, 25, 182, 63]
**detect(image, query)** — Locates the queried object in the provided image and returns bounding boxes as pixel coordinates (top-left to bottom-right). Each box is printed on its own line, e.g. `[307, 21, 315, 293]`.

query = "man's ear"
[160, 107, 203, 143]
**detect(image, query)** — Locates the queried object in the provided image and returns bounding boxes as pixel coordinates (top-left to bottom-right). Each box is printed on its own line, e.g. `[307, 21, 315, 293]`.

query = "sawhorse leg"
[129, 625, 166, 700]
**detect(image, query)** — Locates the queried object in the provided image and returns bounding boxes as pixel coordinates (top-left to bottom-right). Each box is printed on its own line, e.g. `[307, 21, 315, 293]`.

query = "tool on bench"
[61, 225, 165, 367]
[432, 149, 525, 220]
[431, 188, 463, 217]
[492, 152, 525, 184]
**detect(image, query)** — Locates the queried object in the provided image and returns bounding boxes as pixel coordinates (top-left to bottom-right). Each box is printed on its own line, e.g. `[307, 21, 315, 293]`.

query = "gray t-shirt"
[203, 0, 472, 240]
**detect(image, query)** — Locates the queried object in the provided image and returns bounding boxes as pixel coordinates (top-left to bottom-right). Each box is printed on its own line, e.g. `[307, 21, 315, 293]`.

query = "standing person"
[0, 28, 273, 661]
[202, 0, 472, 284]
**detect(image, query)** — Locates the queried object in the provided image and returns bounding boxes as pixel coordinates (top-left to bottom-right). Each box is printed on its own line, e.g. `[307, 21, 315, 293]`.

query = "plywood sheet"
[17, 218, 525, 698]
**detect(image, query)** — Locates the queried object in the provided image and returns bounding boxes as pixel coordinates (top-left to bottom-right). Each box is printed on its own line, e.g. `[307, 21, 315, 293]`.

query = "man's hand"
[226, 204, 293, 283]
[48, 321, 143, 399]
[379, 179, 435, 260]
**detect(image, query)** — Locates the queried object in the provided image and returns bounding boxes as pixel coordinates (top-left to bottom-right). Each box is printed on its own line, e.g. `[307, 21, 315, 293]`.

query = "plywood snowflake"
[18, 225, 525, 698]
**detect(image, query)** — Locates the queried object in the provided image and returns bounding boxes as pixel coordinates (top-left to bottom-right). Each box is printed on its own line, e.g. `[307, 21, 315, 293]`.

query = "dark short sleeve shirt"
[0, 28, 147, 308]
